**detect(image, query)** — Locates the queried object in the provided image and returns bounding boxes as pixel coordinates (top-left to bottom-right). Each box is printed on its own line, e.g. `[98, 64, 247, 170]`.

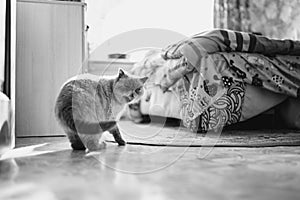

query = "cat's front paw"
[117, 138, 126, 146]
[109, 127, 126, 146]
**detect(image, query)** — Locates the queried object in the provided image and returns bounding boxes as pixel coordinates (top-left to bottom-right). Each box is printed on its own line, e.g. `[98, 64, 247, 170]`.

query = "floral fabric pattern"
[196, 81, 245, 133]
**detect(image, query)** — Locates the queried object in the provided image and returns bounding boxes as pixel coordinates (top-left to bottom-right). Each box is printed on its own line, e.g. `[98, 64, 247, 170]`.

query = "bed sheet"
[129, 29, 300, 132]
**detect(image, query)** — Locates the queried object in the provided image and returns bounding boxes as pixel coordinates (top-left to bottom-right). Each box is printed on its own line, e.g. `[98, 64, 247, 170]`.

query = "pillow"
[140, 86, 181, 119]
[240, 84, 287, 121]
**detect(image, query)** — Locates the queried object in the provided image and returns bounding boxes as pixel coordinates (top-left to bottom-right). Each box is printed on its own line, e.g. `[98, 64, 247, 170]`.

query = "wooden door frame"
[3, 0, 16, 146]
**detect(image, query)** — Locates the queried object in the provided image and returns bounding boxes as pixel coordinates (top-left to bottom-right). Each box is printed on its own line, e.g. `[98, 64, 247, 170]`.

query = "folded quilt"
[162, 29, 300, 61]
[160, 29, 300, 90]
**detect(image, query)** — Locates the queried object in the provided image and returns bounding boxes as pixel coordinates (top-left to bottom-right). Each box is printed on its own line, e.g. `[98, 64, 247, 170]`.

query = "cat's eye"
[135, 87, 142, 94]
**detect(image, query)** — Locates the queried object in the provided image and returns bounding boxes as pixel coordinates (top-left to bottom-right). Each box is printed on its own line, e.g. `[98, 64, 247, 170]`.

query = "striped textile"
[162, 29, 300, 68]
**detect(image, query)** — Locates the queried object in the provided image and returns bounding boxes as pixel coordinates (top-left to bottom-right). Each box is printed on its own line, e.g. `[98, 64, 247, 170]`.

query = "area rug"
[104, 121, 300, 147]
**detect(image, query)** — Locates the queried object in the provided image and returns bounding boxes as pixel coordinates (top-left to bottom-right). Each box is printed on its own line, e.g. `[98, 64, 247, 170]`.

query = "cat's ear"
[117, 68, 128, 80]
[140, 77, 148, 84]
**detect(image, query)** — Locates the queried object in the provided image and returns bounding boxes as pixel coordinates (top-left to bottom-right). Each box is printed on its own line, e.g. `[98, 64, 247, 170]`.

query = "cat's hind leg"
[108, 125, 126, 146]
[66, 131, 86, 150]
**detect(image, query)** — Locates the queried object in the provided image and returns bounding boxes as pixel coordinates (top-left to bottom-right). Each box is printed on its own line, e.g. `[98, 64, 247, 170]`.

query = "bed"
[123, 29, 300, 132]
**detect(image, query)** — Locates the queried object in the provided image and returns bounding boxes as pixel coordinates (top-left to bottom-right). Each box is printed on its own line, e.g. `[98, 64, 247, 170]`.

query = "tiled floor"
[1, 136, 300, 200]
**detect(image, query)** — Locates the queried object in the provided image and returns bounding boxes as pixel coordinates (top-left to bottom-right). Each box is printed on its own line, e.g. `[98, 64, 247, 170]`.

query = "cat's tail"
[63, 121, 117, 151]
[74, 120, 117, 134]
[73, 120, 120, 151]
[62, 119, 117, 150]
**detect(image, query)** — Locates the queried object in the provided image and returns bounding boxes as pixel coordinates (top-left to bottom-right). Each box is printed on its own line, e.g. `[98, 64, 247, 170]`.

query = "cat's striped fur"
[55, 69, 147, 151]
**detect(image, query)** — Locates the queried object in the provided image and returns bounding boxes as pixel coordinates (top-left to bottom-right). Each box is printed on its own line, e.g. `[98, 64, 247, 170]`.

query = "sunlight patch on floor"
[0, 143, 54, 160]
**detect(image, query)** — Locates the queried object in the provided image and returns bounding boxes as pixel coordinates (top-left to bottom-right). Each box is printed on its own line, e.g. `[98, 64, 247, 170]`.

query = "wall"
[85, 0, 214, 53]
[250, 0, 300, 39]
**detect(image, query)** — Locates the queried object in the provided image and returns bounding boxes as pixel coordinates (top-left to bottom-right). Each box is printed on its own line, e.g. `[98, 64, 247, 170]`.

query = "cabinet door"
[16, 1, 85, 136]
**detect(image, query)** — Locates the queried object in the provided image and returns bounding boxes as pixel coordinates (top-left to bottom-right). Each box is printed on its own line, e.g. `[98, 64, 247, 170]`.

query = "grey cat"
[55, 69, 147, 151]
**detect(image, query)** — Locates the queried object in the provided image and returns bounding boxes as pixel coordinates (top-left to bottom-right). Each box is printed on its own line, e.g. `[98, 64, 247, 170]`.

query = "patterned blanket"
[131, 29, 300, 132]
[180, 52, 300, 132]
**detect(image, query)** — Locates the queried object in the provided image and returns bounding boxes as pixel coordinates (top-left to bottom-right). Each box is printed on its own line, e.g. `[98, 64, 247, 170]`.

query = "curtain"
[214, 0, 251, 32]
